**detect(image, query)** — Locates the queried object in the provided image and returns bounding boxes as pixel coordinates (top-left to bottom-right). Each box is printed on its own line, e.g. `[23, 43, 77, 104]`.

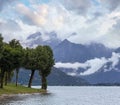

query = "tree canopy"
[0, 34, 54, 89]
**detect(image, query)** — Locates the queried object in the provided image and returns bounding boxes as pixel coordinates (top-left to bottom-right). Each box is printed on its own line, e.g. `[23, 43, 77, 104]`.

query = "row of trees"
[0, 34, 54, 90]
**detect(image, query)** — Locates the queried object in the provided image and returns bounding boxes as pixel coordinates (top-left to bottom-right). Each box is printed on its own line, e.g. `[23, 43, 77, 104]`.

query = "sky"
[0, 0, 120, 48]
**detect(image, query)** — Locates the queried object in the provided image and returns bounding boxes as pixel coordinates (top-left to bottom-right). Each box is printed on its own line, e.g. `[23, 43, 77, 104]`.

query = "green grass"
[0, 84, 46, 95]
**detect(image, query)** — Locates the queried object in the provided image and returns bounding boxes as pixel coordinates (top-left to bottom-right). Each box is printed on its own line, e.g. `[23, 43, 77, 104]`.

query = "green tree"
[0, 34, 4, 88]
[35, 45, 54, 90]
[0, 43, 14, 88]
[23, 48, 37, 88]
[0, 34, 3, 70]
[9, 39, 23, 86]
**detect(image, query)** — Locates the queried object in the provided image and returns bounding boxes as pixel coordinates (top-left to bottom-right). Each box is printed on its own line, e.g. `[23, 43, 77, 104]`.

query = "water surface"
[0, 86, 120, 105]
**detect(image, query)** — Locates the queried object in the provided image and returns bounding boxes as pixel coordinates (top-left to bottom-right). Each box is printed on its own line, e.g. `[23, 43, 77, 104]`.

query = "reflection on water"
[0, 93, 53, 105]
[1, 86, 120, 105]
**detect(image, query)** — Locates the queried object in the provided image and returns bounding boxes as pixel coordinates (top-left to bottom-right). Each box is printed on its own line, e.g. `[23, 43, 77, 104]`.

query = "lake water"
[0, 86, 120, 105]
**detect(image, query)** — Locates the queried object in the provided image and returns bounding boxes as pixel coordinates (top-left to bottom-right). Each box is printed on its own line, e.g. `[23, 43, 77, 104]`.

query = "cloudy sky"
[0, 0, 120, 48]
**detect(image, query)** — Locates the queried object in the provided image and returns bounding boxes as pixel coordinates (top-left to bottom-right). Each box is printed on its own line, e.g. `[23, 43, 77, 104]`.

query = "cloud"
[87, 12, 103, 22]
[60, 0, 92, 15]
[96, 12, 120, 48]
[0, 0, 120, 49]
[0, 19, 22, 42]
[0, 0, 17, 11]
[80, 57, 107, 75]
[55, 52, 120, 76]
[16, 3, 65, 32]
[0, 19, 21, 31]
[0, 0, 10, 11]
[100, 0, 120, 11]
[109, 52, 120, 68]
[54, 62, 88, 70]
[16, 3, 47, 26]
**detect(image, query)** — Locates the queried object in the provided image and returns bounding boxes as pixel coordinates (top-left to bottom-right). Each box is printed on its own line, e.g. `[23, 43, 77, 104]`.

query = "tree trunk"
[0, 69, 5, 88]
[7, 71, 12, 83]
[4, 72, 8, 86]
[41, 75, 47, 90]
[16, 68, 19, 87]
[28, 70, 35, 88]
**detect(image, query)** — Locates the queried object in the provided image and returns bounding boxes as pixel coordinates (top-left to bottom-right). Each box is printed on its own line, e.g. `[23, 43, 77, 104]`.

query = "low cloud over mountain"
[23, 31, 61, 48]
[55, 52, 120, 76]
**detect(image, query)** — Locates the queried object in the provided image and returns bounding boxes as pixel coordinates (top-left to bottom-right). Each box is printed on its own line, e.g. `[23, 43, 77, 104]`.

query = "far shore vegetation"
[0, 33, 54, 92]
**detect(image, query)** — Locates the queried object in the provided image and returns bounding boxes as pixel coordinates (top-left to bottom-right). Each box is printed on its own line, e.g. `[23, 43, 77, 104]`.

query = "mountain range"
[22, 32, 120, 85]
[12, 68, 88, 86]
[53, 39, 112, 62]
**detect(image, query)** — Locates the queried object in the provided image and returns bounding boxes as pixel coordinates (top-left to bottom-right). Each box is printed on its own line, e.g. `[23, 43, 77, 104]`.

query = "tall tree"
[9, 39, 23, 86]
[0, 43, 13, 88]
[35, 45, 54, 90]
[23, 48, 37, 88]
[0, 34, 4, 88]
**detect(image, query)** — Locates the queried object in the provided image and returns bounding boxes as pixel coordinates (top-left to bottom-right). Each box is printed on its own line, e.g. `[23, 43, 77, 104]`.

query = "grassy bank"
[0, 84, 45, 95]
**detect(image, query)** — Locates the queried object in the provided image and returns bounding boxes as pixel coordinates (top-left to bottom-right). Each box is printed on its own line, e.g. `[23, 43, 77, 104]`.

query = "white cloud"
[55, 52, 120, 76]
[60, 0, 92, 15]
[54, 62, 87, 70]
[109, 52, 120, 68]
[16, 3, 47, 26]
[100, 0, 120, 11]
[80, 57, 107, 75]
[0, 0, 120, 48]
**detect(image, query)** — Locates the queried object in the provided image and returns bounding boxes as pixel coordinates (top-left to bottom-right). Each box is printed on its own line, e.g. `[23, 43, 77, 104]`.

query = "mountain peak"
[62, 39, 70, 44]
[27, 32, 42, 40]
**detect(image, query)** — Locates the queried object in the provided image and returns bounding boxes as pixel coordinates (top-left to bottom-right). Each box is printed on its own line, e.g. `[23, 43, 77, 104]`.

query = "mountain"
[24, 31, 61, 48]
[25, 34, 112, 63]
[53, 39, 120, 84]
[53, 39, 112, 62]
[12, 68, 88, 86]
[115, 47, 120, 53]
[81, 70, 120, 84]
[80, 51, 120, 84]
[47, 68, 88, 86]
[22, 32, 120, 85]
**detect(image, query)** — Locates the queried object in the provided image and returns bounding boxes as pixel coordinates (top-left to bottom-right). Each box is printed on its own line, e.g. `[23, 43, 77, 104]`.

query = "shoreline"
[0, 92, 46, 100]
[0, 84, 46, 99]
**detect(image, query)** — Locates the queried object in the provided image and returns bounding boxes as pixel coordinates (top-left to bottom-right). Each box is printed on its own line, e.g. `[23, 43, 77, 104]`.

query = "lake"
[0, 86, 120, 105]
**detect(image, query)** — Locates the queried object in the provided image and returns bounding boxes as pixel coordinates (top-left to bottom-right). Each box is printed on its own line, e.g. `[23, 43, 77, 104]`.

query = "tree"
[0, 34, 3, 88]
[23, 48, 37, 88]
[35, 45, 54, 90]
[9, 39, 23, 86]
[0, 43, 14, 88]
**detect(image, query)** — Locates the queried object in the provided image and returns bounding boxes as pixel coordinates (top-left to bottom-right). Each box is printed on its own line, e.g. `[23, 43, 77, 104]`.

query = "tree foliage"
[0, 34, 54, 90]
[35, 45, 54, 90]
[23, 48, 37, 88]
